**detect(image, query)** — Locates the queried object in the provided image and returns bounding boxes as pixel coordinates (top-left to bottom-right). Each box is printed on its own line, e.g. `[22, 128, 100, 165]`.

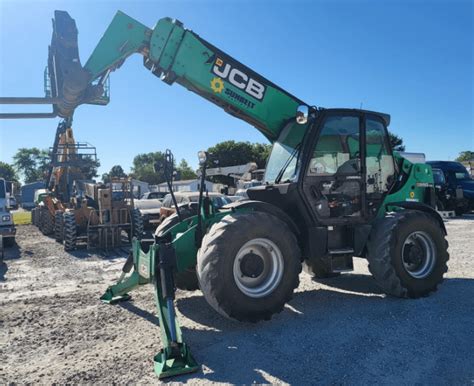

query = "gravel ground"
[1, 216, 473, 384]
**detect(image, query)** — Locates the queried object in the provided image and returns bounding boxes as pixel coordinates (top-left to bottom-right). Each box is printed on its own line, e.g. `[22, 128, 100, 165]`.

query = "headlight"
[197, 151, 207, 165]
[2, 215, 11, 222]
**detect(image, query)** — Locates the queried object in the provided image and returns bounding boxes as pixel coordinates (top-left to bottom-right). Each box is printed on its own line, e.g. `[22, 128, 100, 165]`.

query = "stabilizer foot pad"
[154, 344, 199, 379]
[100, 289, 131, 304]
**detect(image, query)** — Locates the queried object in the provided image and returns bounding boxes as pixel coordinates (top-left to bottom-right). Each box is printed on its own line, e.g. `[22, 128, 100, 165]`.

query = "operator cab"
[248, 108, 397, 265]
[251, 108, 396, 224]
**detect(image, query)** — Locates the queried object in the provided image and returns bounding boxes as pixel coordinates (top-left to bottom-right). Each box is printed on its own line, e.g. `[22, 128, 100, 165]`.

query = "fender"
[386, 201, 447, 235]
[222, 200, 301, 238]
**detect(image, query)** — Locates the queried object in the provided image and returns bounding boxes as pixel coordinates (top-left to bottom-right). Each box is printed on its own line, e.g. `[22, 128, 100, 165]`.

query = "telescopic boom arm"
[48, 11, 307, 140]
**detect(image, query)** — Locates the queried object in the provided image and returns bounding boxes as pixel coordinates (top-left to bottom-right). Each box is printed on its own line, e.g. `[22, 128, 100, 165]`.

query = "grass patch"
[13, 211, 32, 225]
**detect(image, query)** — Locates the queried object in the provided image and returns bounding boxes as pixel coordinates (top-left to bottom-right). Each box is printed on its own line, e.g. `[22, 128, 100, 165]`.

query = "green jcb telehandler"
[0, 10, 449, 379]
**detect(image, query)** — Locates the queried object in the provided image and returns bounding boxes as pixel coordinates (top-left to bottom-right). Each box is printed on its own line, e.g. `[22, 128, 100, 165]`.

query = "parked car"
[141, 191, 168, 201]
[159, 191, 232, 219]
[134, 192, 166, 228]
[427, 161, 474, 215]
[226, 195, 244, 202]
[432, 168, 463, 212]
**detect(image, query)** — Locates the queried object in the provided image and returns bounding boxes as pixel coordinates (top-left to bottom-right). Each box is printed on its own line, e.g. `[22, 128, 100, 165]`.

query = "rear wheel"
[131, 208, 144, 239]
[197, 211, 301, 322]
[32, 208, 37, 226]
[63, 211, 77, 251]
[54, 210, 64, 243]
[367, 210, 449, 298]
[41, 209, 54, 235]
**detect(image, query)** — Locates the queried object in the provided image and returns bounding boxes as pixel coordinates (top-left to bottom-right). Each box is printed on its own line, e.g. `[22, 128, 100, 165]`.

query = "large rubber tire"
[3, 237, 15, 248]
[31, 208, 37, 226]
[367, 210, 449, 298]
[41, 209, 54, 236]
[156, 211, 199, 291]
[155, 207, 196, 237]
[63, 211, 77, 251]
[131, 208, 144, 240]
[303, 258, 341, 279]
[54, 210, 64, 243]
[37, 208, 45, 231]
[197, 211, 301, 322]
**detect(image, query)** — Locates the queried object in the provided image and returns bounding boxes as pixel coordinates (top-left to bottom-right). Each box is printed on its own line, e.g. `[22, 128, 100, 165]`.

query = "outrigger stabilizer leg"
[99, 240, 199, 379]
[100, 251, 137, 303]
[153, 243, 198, 378]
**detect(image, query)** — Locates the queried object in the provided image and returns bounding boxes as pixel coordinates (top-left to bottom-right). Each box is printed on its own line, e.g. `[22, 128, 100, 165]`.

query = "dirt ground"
[1, 216, 473, 384]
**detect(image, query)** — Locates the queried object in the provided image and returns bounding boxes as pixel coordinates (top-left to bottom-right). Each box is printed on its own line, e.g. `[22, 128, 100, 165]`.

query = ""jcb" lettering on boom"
[212, 58, 266, 101]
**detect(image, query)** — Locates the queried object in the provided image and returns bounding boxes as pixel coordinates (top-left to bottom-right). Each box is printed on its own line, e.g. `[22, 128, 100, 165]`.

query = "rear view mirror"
[296, 105, 309, 124]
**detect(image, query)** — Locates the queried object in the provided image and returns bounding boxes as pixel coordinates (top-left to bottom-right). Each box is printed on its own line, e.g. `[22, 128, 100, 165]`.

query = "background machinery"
[24, 119, 142, 251]
[1, 10, 449, 378]
[0, 178, 16, 258]
[31, 118, 97, 237]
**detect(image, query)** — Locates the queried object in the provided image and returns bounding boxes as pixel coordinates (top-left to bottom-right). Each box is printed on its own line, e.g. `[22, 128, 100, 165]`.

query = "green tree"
[79, 156, 100, 180]
[130, 151, 167, 185]
[455, 151, 474, 162]
[102, 165, 127, 183]
[13, 147, 50, 183]
[176, 159, 197, 180]
[206, 140, 271, 185]
[0, 162, 18, 181]
[388, 131, 405, 152]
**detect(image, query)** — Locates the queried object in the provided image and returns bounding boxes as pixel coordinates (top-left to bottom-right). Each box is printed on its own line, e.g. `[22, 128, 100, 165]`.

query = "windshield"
[432, 169, 445, 184]
[264, 121, 307, 183]
[0, 179, 5, 199]
[455, 170, 470, 180]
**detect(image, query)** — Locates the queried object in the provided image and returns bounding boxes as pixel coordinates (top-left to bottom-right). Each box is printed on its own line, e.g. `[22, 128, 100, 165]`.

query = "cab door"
[302, 112, 365, 225]
[301, 111, 396, 225]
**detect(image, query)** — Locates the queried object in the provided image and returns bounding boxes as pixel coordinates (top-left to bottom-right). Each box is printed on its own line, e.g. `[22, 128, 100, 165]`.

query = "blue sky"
[1, 0, 472, 179]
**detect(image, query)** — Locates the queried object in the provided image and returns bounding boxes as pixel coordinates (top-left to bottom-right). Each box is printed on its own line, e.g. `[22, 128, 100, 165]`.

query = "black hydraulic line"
[158, 244, 178, 343]
[195, 161, 207, 248]
[165, 150, 182, 222]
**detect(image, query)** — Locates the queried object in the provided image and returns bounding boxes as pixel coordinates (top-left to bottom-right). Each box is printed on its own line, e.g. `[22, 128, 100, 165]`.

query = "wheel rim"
[233, 238, 284, 298]
[401, 231, 436, 279]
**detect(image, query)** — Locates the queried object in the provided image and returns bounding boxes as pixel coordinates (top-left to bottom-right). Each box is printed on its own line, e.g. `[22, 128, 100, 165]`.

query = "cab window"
[365, 117, 395, 193]
[308, 116, 360, 176]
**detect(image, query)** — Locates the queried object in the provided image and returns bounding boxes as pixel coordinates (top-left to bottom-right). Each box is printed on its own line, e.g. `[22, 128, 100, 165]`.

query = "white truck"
[0, 178, 16, 255]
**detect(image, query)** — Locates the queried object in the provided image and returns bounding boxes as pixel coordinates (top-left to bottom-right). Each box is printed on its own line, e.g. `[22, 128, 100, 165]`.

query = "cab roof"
[321, 108, 391, 127]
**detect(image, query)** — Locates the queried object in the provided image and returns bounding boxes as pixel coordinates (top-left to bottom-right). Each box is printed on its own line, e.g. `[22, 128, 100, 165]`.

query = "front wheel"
[63, 211, 77, 251]
[197, 211, 301, 322]
[367, 210, 449, 298]
[54, 210, 64, 243]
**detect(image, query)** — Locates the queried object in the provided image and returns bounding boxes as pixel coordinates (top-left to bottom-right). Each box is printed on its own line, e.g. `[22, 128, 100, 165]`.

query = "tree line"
[3, 135, 473, 187]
